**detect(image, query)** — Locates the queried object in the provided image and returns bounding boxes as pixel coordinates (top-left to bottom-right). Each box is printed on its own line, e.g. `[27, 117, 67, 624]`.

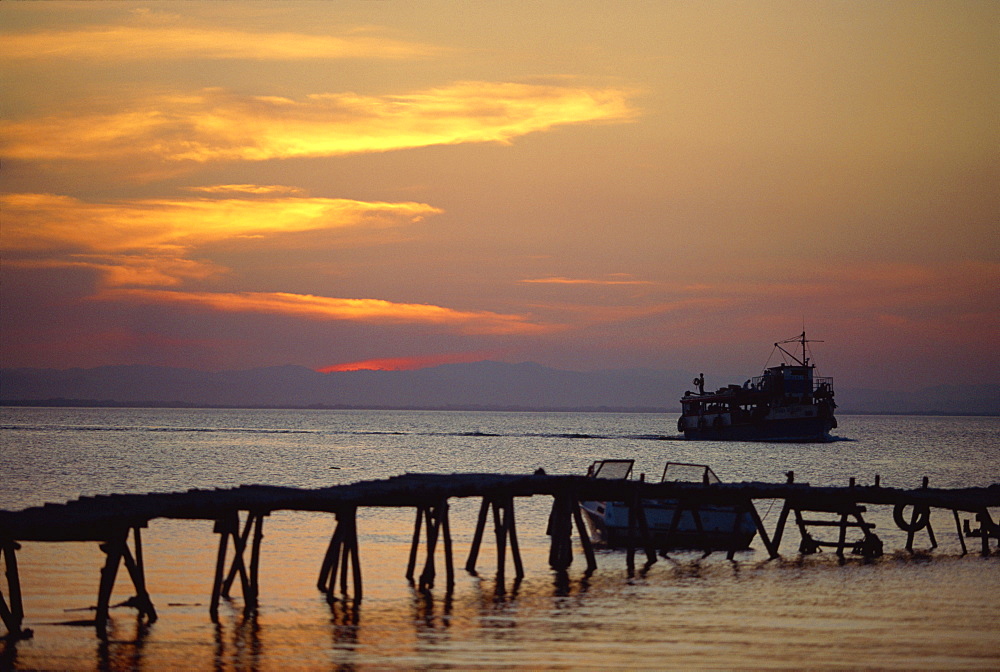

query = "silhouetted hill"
[1, 363, 997, 414]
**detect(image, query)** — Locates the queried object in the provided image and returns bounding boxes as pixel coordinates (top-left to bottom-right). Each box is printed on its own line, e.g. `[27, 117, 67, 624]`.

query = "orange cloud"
[4, 26, 442, 61]
[95, 289, 549, 335]
[185, 184, 307, 196]
[318, 352, 494, 372]
[1, 192, 439, 253]
[0, 83, 637, 163]
[0, 191, 441, 285]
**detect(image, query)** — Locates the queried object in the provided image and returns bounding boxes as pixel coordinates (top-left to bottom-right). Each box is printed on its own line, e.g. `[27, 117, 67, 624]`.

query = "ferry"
[677, 332, 837, 442]
[579, 459, 758, 552]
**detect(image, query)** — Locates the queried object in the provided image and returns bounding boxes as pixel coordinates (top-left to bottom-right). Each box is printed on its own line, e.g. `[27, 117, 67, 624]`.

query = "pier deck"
[2, 472, 998, 640]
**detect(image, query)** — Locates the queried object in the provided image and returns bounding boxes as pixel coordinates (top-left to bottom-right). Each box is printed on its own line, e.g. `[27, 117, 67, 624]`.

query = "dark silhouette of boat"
[678, 332, 837, 442]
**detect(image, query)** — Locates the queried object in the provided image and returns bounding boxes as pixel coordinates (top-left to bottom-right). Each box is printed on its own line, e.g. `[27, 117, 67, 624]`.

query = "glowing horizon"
[317, 352, 494, 373]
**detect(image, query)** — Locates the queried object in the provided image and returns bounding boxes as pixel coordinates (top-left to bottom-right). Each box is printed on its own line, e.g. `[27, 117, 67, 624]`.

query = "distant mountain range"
[1, 362, 998, 415]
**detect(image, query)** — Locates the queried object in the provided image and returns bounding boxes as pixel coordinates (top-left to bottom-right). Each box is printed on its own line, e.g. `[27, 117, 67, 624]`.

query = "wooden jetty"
[2, 472, 998, 640]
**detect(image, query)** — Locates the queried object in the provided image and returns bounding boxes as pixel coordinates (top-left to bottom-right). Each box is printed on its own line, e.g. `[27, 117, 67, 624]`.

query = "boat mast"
[774, 331, 822, 367]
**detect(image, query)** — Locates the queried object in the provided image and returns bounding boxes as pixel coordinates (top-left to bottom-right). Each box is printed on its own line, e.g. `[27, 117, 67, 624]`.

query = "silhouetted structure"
[1, 472, 997, 640]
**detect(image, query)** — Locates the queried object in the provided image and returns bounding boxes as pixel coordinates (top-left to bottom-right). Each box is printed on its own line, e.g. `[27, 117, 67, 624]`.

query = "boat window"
[591, 459, 633, 480]
[661, 462, 720, 484]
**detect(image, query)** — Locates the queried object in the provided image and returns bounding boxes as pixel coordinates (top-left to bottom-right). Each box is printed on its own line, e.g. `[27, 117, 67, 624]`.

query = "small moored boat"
[579, 459, 758, 552]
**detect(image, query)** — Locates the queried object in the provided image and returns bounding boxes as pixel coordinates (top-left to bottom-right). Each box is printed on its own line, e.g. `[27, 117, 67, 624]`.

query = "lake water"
[1, 408, 998, 670]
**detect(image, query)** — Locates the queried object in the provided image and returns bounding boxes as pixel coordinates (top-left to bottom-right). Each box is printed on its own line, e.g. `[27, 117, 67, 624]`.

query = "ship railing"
[813, 377, 833, 391]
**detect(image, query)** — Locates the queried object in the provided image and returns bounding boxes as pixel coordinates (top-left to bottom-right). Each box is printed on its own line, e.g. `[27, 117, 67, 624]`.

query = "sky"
[1, 1, 997, 389]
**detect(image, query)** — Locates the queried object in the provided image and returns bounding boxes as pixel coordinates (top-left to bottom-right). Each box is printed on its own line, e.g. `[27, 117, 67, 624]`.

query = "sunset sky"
[2, 1, 997, 389]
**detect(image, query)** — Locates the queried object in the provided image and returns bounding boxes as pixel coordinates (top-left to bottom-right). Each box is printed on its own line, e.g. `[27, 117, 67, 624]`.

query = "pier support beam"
[572, 501, 598, 574]
[120, 526, 157, 623]
[952, 510, 968, 556]
[548, 495, 574, 572]
[745, 500, 780, 559]
[210, 513, 252, 620]
[317, 507, 362, 603]
[0, 540, 30, 640]
[221, 512, 266, 610]
[95, 526, 157, 637]
[405, 500, 454, 593]
[546, 494, 598, 574]
[974, 510, 998, 557]
[466, 495, 524, 583]
[625, 491, 656, 575]
[891, 503, 938, 554]
[95, 530, 124, 638]
[789, 502, 882, 559]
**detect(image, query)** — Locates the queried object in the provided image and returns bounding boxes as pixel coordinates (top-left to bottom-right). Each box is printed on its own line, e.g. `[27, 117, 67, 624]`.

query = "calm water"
[0, 409, 997, 670]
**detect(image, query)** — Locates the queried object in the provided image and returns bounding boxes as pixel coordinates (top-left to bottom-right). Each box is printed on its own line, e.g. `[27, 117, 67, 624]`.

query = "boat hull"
[579, 499, 757, 551]
[681, 416, 835, 442]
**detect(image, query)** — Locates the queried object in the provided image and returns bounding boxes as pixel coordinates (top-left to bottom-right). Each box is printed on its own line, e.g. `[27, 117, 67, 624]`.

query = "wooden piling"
[493, 500, 508, 583]
[317, 520, 345, 593]
[96, 528, 127, 637]
[464, 498, 490, 574]
[466, 496, 523, 581]
[406, 507, 424, 581]
[952, 510, 968, 555]
[0, 540, 28, 639]
[409, 500, 454, 592]
[548, 495, 573, 572]
[727, 501, 767, 561]
[209, 518, 231, 621]
[503, 496, 525, 581]
[222, 513, 254, 601]
[213, 513, 251, 613]
[571, 503, 597, 573]
[770, 500, 793, 553]
[976, 510, 996, 557]
[317, 508, 362, 603]
[248, 513, 265, 607]
[120, 526, 157, 622]
[746, 502, 780, 559]
[442, 501, 455, 589]
[625, 489, 656, 572]
[420, 504, 441, 590]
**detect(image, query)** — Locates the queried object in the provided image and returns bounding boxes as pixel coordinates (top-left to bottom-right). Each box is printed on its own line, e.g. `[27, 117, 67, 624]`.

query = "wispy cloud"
[185, 184, 307, 196]
[1, 191, 441, 285]
[0, 83, 637, 163]
[1, 191, 439, 254]
[95, 289, 549, 335]
[4, 26, 442, 61]
[520, 275, 654, 285]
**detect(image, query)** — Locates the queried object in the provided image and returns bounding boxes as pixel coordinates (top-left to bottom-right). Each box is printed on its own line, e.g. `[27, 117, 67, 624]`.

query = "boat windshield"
[661, 463, 720, 484]
[588, 459, 633, 480]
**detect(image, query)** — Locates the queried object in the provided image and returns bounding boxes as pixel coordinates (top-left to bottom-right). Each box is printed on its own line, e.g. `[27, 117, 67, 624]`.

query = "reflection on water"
[91, 615, 151, 672]
[0, 409, 998, 669]
[213, 609, 262, 672]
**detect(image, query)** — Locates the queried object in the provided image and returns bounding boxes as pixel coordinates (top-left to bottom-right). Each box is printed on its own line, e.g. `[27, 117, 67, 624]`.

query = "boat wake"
[1, 423, 683, 442]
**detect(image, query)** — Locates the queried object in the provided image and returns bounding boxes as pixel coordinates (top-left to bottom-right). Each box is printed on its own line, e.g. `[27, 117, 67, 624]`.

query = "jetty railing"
[1, 472, 997, 640]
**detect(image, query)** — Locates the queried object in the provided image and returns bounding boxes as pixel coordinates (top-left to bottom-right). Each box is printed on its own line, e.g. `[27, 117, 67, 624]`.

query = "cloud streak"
[520, 276, 654, 286]
[1, 191, 439, 253]
[0, 83, 637, 163]
[0, 191, 441, 286]
[4, 25, 442, 61]
[96, 289, 548, 335]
